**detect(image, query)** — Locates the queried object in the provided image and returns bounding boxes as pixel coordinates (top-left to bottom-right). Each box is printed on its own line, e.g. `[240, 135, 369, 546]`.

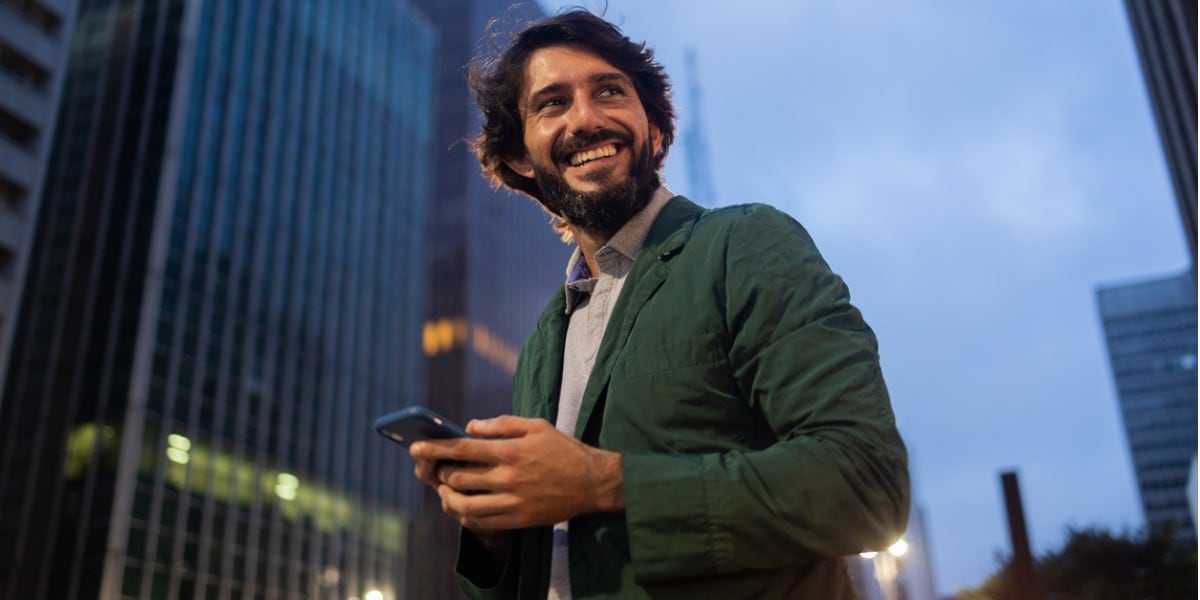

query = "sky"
[540, 1, 1192, 595]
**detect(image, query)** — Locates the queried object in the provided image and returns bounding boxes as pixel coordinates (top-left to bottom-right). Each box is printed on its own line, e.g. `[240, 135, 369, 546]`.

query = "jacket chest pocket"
[603, 332, 771, 452]
[614, 331, 727, 380]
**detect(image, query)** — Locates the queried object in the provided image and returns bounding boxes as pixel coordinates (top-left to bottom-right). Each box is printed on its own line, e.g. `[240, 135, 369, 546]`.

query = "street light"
[859, 537, 908, 600]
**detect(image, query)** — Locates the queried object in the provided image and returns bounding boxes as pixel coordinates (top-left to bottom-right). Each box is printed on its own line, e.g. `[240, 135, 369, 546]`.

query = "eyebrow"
[525, 71, 634, 110]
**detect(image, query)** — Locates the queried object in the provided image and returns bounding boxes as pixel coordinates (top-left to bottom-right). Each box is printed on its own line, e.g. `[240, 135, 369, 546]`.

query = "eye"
[536, 97, 565, 112]
[598, 86, 625, 98]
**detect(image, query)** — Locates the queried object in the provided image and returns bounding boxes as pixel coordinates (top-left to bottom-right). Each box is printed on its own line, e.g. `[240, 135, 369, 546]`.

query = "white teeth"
[569, 144, 618, 167]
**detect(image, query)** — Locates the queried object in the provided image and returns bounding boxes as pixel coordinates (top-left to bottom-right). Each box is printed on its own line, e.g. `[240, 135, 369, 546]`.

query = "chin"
[567, 182, 611, 195]
[572, 163, 626, 185]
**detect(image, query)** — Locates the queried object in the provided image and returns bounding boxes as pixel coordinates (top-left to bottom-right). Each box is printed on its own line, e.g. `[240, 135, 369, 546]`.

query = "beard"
[531, 132, 661, 237]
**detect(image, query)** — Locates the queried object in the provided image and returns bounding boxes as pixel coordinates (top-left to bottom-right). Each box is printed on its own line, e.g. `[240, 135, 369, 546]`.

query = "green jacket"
[457, 197, 909, 599]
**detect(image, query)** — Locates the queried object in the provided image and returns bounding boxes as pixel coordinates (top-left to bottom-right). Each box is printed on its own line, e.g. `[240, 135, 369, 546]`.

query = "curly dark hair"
[467, 8, 676, 201]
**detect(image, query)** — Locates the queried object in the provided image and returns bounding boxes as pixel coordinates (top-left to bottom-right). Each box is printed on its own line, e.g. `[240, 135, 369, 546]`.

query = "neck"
[569, 224, 616, 278]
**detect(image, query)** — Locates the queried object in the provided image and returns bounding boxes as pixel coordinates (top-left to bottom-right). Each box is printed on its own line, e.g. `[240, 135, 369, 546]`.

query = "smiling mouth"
[568, 144, 619, 167]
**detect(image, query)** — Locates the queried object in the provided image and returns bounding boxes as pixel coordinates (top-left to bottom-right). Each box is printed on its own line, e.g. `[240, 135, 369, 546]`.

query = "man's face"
[505, 45, 664, 234]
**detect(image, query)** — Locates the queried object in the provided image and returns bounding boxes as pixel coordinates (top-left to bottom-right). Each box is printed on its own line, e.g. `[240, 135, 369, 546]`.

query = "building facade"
[1124, 0, 1198, 265]
[408, 1, 565, 597]
[1097, 270, 1198, 539]
[0, 0, 434, 598]
[0, 0, 80, 402]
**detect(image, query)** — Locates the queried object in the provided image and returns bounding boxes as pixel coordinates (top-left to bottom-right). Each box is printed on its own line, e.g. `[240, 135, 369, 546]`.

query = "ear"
[504, 153, 535, 179]
[650, 124, 664, 163]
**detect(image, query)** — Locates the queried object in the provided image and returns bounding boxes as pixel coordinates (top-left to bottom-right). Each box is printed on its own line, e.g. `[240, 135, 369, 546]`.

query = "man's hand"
[409, 415, 624, 531]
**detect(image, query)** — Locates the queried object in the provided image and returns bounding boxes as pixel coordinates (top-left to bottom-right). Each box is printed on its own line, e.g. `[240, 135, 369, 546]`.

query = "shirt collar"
[563, 185, 675, 313]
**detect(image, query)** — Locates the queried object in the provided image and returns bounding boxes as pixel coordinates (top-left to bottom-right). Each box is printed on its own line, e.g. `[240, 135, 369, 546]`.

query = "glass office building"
[1124, 0, 1197, 265]
[1097, 270, 1198, 540]
[0, 0, 434, 598]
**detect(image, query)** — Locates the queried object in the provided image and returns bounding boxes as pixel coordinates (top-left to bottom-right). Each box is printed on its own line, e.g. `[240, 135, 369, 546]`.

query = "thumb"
[467, 414, 543, 438]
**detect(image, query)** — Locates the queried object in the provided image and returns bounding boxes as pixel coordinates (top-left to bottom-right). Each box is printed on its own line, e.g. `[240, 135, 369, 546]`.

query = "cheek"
[527, 122, 559, 155]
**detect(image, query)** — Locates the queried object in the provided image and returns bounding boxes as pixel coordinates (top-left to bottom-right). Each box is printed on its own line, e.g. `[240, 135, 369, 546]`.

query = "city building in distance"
[0, 0, 80, 402]
[0, 0, 434, 598]
[1109, 0, 1197, 547]
[408, 0, 564, 597]
[1097, 270, 1198, 540]
[1123, 0, 1197, 265]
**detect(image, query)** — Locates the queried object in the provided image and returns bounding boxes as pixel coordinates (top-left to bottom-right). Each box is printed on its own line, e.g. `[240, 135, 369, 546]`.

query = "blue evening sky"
[540, 1, 1190, 594]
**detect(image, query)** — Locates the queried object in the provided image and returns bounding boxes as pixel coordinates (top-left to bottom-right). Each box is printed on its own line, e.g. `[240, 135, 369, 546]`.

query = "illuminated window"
[166, 433, 191, 464]
[275, 472, 299, 501]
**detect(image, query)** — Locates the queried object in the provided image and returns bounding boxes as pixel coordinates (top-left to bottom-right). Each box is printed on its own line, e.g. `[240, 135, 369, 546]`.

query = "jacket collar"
[533, 195, 707, 439]
[562, 186, 677, 314]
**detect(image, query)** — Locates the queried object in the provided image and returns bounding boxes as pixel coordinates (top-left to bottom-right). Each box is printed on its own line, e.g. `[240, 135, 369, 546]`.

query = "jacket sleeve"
[455, 315, 560, 599]
[455, 529, 520, 599]
[620, 204, 910, 584]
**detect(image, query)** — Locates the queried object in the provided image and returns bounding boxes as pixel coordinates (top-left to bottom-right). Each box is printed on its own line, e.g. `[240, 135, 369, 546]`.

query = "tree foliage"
[956, 524, 1197, 600]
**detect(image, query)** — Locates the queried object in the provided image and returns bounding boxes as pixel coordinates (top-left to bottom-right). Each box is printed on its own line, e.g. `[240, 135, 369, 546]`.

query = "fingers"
[437, 485, 526, 531]
[410, 437, 495, 465]
[466, 415, 550, 438]
[409, 437, 466, 461]
[407, 415, 586, 530]
[412, 458, 440, 488]
[427, 462, 495, 496]
[411, 423, 541, 467]
[410, 437, 514, 500]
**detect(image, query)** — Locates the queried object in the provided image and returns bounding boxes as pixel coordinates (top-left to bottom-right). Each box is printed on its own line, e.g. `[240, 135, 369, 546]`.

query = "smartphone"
[374, 406, 471, 447]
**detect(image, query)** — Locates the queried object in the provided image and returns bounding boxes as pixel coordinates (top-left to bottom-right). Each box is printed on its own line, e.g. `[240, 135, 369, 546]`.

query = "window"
[0, 174, 25, 211]
[0, 40, 50, 90]
[0, 0, 62, 34]
[0, 243, 15, 279]
[0, 106, 37, 148]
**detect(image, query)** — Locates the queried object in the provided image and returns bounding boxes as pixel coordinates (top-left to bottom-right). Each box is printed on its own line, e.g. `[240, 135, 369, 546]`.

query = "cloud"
[954, 124, 1095, 241]
[788, 107, 1098, 254]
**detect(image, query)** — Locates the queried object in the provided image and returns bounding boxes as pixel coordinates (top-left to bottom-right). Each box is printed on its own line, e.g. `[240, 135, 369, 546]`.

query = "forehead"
[520, 44, 630, 98]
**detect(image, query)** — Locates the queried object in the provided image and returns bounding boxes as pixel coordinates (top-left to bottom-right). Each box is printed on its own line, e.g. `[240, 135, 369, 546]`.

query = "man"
[410, 9, 909, 599]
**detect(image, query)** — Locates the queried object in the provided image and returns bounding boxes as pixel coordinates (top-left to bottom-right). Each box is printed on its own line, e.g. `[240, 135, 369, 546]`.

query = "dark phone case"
[374, 406, 469, 447]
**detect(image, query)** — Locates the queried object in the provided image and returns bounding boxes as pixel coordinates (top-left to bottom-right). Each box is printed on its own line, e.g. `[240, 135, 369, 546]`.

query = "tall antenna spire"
[683, 48, 716, 207]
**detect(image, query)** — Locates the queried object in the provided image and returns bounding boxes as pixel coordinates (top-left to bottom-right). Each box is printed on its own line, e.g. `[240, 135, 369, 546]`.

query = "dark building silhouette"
[0, 0, 80, 402]
[1124, 0, 1197, 265]
[0, 0, 434, 598]
[407, 0, 566, 597]
[999, 471, 1043, 600]
[1097, 270, 1197, 540]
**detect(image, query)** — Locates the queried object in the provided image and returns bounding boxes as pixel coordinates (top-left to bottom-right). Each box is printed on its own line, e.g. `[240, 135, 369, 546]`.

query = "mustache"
[553, 128, 633, 162]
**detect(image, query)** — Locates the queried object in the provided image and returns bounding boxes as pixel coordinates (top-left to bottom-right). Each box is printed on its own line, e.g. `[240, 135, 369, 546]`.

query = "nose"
[565, 95, 605, 134]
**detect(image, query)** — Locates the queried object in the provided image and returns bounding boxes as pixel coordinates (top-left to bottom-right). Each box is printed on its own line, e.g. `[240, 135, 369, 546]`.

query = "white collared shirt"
[548, 186, 674, 600]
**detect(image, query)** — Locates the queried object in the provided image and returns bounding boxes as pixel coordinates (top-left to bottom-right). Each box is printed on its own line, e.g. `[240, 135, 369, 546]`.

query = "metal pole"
[1000, 470, 1043, 599]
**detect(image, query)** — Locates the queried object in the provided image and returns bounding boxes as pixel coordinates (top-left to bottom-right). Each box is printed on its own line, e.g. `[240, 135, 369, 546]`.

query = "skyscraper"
[0, 0, 434, 598]
[1124, 0, 1197, 265]
[1097, 270, 1198, 539]
[408, 1, 564, 597]
[0, 0, 80, 402]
